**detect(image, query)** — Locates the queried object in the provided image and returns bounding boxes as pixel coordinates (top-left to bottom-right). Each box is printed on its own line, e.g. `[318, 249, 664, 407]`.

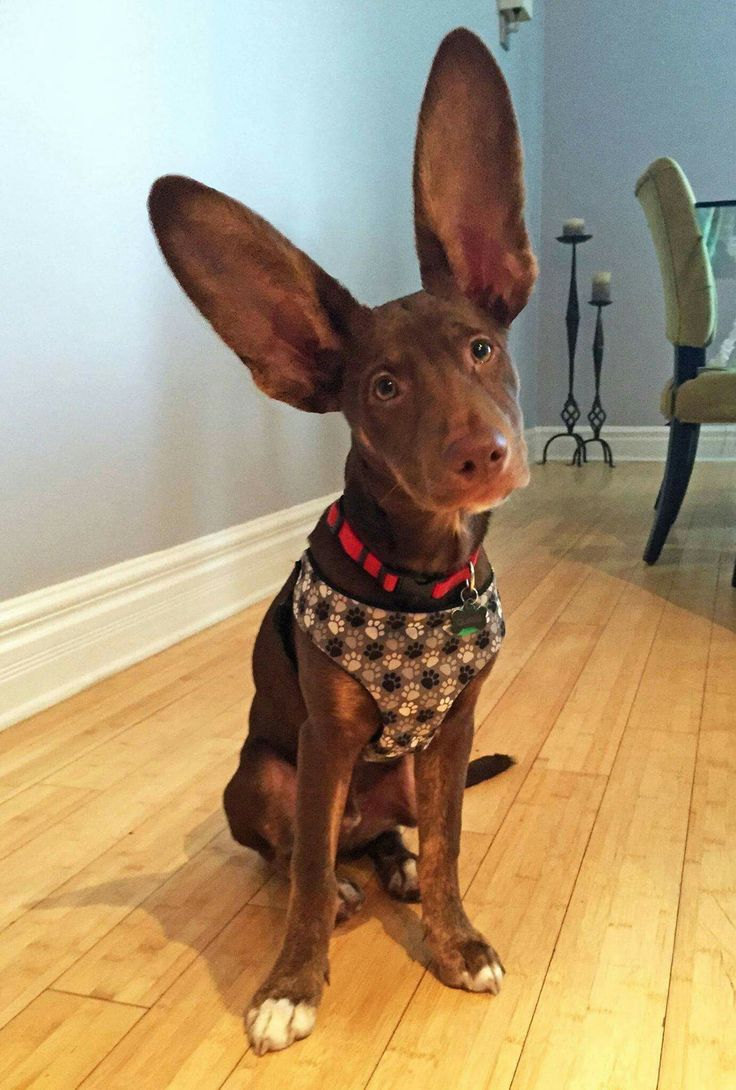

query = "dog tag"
[450, 600, 489, 637]
[451, 560, 488, 637]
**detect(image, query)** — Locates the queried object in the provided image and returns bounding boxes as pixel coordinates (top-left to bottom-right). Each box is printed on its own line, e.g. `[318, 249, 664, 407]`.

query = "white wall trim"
[0, 493, 336, 733]
[526, 424, 736, 463]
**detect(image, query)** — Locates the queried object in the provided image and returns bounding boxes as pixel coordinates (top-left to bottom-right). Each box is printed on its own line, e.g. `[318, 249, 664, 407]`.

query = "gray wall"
[1, 0, 544, 600]
[538, 0, 736, 428]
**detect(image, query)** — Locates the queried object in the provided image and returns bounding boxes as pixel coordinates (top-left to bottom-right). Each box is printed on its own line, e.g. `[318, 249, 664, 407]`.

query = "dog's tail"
[465, 753, 516, 788]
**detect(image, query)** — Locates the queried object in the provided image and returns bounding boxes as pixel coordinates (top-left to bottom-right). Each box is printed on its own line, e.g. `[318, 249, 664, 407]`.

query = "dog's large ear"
[148, 176, 366, 412]
[414, 28, 537, 325]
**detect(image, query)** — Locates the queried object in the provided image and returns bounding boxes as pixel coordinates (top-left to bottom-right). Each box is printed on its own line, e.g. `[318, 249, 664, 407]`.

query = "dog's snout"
[444, 430, 508, 480]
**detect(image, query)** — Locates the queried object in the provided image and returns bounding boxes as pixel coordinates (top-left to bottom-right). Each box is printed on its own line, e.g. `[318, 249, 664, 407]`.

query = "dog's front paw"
[247, 996, 317, 1056]
[431, 931, 505, 995]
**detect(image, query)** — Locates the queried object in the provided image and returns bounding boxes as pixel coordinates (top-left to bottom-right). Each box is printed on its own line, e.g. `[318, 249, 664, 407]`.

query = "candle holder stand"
[542, 233, 592, 465]
[577, 299, 615, 467]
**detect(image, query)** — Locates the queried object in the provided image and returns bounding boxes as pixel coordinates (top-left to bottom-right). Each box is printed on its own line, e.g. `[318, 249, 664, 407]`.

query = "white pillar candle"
[562, 218, 585, 237]
[591, 271, 612, 302]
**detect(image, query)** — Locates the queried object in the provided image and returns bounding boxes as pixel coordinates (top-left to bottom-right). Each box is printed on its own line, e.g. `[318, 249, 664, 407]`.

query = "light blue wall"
[538, 0, 736, 428]
[1, 0, 544, 599]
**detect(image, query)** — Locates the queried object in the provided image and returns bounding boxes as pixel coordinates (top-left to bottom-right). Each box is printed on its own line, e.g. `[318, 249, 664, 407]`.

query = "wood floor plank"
[0, 753, 248, 1028]
[463, 620, 600, 835]
[0, 989, 143, 1090]
[0, 684, 246, 931]
[536, 572, 669, 776]
[40, 660, 248, 792]
[658, 556, 736, 1089]
[508, 557, 717, 1090]
[77, 905, 280, 1090]
[0, 620, 255, 801]
[53, 829, 270, 1008]
[472, 554, 591, 728]
[0, 782, 95, 860]
[365, 769, 606, 1090]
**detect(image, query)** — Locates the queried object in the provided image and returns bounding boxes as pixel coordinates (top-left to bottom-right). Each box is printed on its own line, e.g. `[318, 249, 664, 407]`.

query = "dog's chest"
[293, 553, 505, 761]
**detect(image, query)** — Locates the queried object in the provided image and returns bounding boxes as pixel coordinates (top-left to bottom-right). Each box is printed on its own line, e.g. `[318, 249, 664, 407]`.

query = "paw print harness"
[293, 506, 505, 762]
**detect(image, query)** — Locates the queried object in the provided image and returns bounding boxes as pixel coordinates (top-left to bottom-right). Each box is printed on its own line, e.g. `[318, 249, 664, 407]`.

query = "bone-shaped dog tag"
[450, 600, 489, 637]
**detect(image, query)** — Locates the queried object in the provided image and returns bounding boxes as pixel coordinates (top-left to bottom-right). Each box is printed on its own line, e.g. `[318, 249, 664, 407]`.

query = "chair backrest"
[635, 157, 716, 347]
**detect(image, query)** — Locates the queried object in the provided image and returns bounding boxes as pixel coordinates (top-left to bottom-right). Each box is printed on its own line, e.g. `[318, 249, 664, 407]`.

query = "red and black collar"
[326, 499, 481, 600]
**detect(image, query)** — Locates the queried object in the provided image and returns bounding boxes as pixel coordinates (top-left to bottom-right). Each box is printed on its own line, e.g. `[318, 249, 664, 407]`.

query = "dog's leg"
[365, 829, 420, 903]
[224, 736, 365, 925]
[246, 632, 378, 1056]
[223, 736, 296, 870]
[246, 715, 367, 1054]
[414, 684, 505, 995]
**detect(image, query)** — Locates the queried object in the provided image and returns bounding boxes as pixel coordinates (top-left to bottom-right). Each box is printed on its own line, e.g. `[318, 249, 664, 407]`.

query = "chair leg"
[731, 555, 736, 588]
[643, 421, 700, 565]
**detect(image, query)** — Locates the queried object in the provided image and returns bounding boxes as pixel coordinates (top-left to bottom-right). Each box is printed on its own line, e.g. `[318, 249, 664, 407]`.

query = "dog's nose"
[444, 429, 508, 479]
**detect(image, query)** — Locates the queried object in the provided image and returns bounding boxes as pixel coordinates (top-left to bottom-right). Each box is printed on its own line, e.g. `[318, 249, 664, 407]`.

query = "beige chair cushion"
[636, 158, 717, 347]
[660, 368, 736, 422]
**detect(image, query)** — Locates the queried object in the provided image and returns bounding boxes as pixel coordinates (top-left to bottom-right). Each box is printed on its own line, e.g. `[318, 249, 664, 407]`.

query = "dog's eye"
[470, 338, 494, 362]
[373, 373, 399, 401]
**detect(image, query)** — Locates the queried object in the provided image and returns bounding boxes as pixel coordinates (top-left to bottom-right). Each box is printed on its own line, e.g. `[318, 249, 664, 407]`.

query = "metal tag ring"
[460, 557, 479, 603]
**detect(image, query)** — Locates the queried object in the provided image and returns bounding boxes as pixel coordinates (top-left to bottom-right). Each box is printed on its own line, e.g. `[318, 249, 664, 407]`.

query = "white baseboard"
[0, 493, 336, 733]
[526, 424, 736, 463]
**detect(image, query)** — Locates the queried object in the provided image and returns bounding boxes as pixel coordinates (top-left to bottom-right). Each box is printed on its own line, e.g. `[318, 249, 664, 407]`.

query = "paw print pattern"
[292, 554, 504, 763]
[398, 700, 419, 717]
[342, 650, 363, 673]
[421, 669, 441, 690]
[382, 671, 402, 693]
[325, 636, 344, 658]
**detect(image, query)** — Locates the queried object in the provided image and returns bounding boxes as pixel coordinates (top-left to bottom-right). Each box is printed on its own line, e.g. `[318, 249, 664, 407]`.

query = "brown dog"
[148, 28, 536, 1055]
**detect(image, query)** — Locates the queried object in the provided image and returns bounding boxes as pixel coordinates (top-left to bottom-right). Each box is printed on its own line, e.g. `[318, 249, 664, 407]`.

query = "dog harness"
[292, 552, 505, 762]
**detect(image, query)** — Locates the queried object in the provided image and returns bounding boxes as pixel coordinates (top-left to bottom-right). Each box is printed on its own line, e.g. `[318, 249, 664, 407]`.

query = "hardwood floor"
[1, 461, 734, 1090]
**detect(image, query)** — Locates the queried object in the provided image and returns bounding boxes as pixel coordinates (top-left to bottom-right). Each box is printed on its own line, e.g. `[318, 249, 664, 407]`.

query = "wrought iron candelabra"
[576, 299, 615, 467]
[542, 232, 592, 465]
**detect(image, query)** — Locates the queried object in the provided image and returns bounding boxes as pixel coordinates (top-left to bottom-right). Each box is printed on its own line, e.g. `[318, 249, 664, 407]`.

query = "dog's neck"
[342, 446, 490, 576]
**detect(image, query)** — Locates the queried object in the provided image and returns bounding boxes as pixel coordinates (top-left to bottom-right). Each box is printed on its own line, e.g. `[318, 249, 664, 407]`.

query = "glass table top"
[696, 200, 736, 279]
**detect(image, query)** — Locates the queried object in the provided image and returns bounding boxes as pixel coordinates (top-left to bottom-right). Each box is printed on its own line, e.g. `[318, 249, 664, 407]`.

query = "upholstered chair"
[636, 157, 736, 585]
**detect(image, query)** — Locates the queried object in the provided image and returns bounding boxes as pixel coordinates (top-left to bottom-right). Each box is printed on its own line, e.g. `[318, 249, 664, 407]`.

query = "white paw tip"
[337, 878, 364, 907]
[461, 963, 504, 994]
[388, 858, 418, 895]
[290, 1001, 317, 1039]
[247, 997, 316, 1055]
